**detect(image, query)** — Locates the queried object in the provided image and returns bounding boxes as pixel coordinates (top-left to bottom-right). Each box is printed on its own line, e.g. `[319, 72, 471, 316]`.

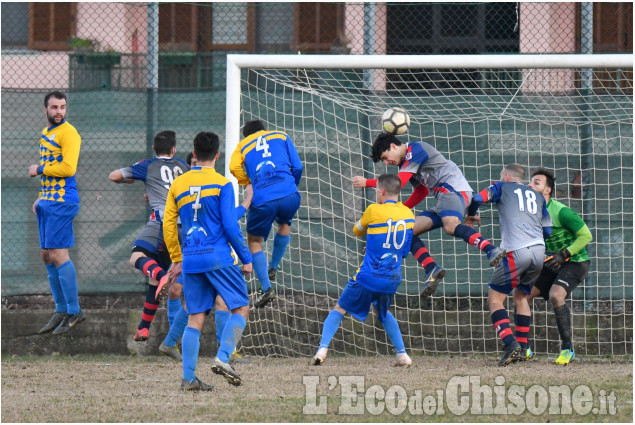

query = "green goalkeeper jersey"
[545, 199, 591, 262]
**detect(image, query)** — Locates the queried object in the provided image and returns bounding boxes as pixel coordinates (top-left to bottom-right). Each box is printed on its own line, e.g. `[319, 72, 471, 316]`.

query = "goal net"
[226, 54, 633, 358]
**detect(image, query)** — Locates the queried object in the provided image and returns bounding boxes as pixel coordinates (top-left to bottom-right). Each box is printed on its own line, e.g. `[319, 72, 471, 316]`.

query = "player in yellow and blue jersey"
[29, 91, 86, 336]
[163, 132, 252, 391]
[230, 120, 303, 308]
[311, 174, 416, 368]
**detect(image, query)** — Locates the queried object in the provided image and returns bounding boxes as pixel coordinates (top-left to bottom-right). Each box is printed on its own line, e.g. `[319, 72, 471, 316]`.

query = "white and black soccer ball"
[382, 107, 410, 135]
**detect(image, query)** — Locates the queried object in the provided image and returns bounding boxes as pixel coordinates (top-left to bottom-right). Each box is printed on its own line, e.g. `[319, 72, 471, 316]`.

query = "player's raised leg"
[268, 223, 292, 282]
[412, 215, 446, 297]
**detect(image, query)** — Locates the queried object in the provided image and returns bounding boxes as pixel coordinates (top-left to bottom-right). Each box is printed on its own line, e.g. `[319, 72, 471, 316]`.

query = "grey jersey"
[399, 141, 473, 197]
[485, 182, 552, 252]
[121, 156, 188, 221]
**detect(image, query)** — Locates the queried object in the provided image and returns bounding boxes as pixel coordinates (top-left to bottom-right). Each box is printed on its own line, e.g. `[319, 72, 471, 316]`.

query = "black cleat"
[498, 340, 522, 367]
[253, 287, 276, 308]
[39, 312, 67, 334]
[268, 268, 277, 281]
[52, 310, 86, 335]
[419, 265, 445, 298]
[181, 377, 213, 391]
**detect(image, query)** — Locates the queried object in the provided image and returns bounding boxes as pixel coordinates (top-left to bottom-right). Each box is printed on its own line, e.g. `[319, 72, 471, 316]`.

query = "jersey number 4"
[256, 135, 272, 158]
[513, 188, 538, 214]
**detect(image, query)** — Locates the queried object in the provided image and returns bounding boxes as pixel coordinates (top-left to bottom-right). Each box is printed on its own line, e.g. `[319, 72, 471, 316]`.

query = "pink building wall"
[520, 3, 577, 92]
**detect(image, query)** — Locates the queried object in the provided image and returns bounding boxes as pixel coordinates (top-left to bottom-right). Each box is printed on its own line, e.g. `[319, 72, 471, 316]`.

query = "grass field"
[1, 353, 632, 422]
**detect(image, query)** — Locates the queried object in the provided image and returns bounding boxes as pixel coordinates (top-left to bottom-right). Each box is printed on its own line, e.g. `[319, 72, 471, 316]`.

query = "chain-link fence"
[1, 2, 633, 297]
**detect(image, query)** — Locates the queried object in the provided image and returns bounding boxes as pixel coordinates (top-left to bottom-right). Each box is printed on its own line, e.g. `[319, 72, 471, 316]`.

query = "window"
[29, 3, 77, 50]
[295, 3, 345, 53]
[2, 3, 29, 49]
[158, 3, 198, 51]
[386, 3, 519, 90]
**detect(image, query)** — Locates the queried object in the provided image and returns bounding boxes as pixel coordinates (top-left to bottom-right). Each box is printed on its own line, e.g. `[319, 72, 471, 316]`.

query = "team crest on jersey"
[49, 134, 56, 140]
[405, 151, 412, 161]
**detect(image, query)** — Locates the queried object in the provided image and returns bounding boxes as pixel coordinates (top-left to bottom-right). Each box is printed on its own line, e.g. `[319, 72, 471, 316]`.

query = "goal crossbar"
[225, 54, 633, 183]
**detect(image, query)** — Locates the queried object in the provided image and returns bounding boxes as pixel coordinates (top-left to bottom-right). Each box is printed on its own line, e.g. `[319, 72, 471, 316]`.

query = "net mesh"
[236, 65, 633, 358]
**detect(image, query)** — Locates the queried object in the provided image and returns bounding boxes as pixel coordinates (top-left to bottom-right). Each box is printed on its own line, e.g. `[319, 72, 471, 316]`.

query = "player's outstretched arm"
[108, 169, 134, 184]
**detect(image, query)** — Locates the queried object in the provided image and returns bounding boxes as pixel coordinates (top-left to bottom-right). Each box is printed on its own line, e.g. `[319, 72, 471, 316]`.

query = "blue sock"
[214, 310, 231, 346]
[252, 251, 271, 291]
[381, 312, 406, 355]
[182, 326, 200, 382]
[319, 310, 344, 350]
[270, 234, 291, 271]
[46, 263, 66, 313]
[164, 306, 188, 347]
[217, 314, 247, 363]
[57, 260, 80, 315]
[167, 298, 181, 327]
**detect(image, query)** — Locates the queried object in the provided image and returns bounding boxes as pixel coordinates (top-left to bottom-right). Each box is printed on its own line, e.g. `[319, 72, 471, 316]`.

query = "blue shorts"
[247, 192, 301, 240]
[36, 200, 80, 249]
[182, 265, 248, 314]
[337, 279, 393, 322]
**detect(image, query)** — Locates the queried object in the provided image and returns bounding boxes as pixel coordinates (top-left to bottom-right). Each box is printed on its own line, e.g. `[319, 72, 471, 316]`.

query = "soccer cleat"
[311, 348, 328, 366]
[554, 349, 575, 365]
[38, 312, 67, 334]
[52, 310, 86, 335]
[181, 377, 213, 391]
[498, 340, 522, 367]
[419, 265, 445, 298]
[155, 274, 174, 303]
[268, 268, 277, 281]
[159, 342, 182, 361]
[134, 328, 149, 342]
[514, 347, 534, 363]
[211, 356, 243, 386]
[487, 247, 507, 267]
[253, 287, 276, 308]
[391, 353, 413, 368]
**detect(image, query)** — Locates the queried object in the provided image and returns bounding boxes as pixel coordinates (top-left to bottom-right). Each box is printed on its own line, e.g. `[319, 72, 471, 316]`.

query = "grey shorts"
[489, 244, 545, 295]
[420, 191, 472, 222]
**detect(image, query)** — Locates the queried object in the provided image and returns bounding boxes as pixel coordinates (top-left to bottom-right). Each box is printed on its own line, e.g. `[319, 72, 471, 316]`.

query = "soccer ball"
[382, 107, 410, 135]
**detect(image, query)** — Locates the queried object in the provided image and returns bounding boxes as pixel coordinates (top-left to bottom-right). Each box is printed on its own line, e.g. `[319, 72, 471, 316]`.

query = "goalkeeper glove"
[544, 249, 571, 273]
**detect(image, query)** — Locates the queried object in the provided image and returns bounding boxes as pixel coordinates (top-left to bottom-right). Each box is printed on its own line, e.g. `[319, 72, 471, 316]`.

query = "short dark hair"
[44, 91, 66, 108]
[153, 130, 176, 156]
[377, 173, 402, 196]
[531, 167, 556, 195]
[186, 152, 194, 167]
[193, 132, 220, 162]
[242, 120, 266, 138]
[371, 133, 402, 163]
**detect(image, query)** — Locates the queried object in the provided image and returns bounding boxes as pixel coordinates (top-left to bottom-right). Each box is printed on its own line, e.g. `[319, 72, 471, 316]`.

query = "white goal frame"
[225, 53, 633, 186]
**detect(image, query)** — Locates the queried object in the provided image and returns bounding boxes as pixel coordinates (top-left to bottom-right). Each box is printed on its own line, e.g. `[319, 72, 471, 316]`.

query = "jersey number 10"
[382, 218, 408, 249]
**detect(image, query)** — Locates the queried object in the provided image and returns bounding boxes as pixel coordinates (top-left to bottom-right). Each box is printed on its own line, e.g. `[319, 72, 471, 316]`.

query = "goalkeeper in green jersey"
[527, 168, 592, 366]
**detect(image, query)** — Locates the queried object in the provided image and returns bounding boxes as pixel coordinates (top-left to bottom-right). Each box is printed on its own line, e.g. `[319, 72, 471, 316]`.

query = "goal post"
[225, 54, 633, 358]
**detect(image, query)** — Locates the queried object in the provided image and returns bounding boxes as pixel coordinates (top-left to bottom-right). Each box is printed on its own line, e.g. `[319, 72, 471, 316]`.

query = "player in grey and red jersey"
[109, 130, 188, 341]
[353, 133, 507, 298]
[466, 163, 552, 367]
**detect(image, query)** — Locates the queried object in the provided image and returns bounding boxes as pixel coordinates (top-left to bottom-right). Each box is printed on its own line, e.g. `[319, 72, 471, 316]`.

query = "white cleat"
[311, 348, 328, 366]
[392, 353, 413, 368]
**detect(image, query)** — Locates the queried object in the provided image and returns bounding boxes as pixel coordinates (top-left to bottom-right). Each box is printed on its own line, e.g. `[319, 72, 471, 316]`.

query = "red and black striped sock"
[134, 256, 167, 281]
[138, 284, 160, 330]
[410, 235, 437, 274]
[491, 309, 516, 347]
[454, 224, 495, 255]
[515, 314, 531, 349]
